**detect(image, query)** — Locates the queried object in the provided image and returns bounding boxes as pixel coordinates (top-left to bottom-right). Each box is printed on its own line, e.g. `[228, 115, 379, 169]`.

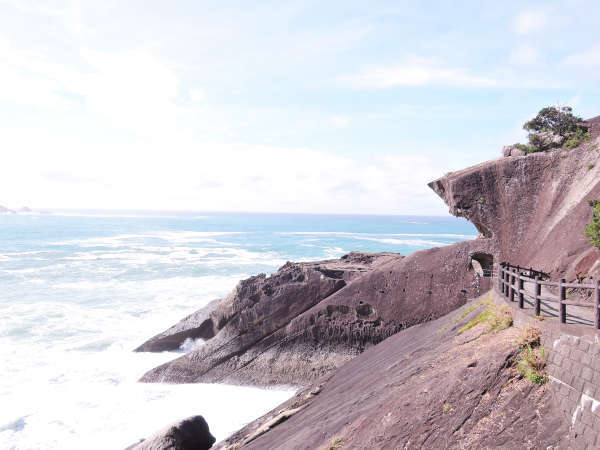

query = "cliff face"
[429, 136, 600, 281]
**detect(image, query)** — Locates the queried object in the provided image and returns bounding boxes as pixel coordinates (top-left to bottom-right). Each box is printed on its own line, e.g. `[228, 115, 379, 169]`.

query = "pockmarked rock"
[138, 249, 492, 386]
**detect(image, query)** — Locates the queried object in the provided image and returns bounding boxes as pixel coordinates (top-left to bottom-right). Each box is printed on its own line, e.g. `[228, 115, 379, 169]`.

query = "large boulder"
[530, 130, 566, 151]
[126, 415, 215, 450]
[502, 145, 526, 157]
[502, 145, 513, 157]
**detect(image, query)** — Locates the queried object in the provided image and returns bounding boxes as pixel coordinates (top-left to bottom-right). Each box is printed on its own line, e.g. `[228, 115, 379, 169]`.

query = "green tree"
[585, 200, 600, 250]
[523, 106, 586, 137]
[522, 105, 589, 152]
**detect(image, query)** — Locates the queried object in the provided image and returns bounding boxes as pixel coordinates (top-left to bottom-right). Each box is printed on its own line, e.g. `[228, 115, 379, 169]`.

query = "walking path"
[499, 277, 596, 327]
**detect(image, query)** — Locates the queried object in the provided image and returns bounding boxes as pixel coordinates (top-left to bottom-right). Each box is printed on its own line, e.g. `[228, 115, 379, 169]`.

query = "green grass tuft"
[518, 345, 548, 384]
[457, 302, 512, 334]
[453, 301, 484, 325]
[324, 437, 344, 449]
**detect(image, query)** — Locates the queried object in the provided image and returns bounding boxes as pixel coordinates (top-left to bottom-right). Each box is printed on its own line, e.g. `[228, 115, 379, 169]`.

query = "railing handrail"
[497, 261, 600, 329]
[500, 262, 550, 280]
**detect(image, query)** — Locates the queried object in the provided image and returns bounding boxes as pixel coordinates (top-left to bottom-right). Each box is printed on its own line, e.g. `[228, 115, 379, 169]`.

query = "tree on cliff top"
[585, 200, 600, 250]
[523, 106, 585, 136]
[521, 105, 589, 152]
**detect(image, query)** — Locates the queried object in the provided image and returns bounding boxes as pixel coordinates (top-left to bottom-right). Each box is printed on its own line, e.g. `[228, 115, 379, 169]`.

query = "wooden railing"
[497, 262, 600, 329]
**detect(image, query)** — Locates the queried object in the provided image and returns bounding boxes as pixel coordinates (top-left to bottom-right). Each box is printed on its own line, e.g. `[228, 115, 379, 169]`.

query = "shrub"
[585, 200, 600, 250]
[515, 143, 536, 153]
[564, 128, 592, 149]
[518, 345, 548, 384]
[523, 105, 588, 152]
[515, 325, 541, 348]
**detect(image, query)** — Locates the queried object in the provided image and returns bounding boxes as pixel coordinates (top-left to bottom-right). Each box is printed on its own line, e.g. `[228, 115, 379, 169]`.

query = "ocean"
[0, 211, 476, 449]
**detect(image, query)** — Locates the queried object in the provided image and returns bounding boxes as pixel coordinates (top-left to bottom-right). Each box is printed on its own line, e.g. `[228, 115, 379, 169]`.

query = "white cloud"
[0, 40, 182, 137]
[0, 118, 451, 214]
[79, 49, 180, 135]
[330, 116, 349, 128]
[562, 44, 600, 69]
[0, 39, 72, 108]
[513, 10, 548, 34]
[342, 58, 499, 89]
[509, 44, 541, 65]
[189, 88, 205, 102]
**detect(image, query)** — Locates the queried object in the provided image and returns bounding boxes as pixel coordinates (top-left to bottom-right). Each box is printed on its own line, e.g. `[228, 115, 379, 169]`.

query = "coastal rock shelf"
[137, 246, 491, 386]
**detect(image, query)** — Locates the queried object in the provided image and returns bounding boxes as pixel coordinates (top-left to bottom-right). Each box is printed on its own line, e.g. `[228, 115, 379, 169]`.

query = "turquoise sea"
[0, 211, 476, 449]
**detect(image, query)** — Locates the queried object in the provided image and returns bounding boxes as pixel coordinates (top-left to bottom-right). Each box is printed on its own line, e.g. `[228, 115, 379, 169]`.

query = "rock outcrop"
[138, 248, 492, 386]
[502, 144, 527, 157]
[135, 299, 221, 352]
[138, 117, 600, 388]
[136, 116, 600, 448]
[217, 297, 567, 449]
[429, 121, 600, 282]
[126, 415, 215, 450]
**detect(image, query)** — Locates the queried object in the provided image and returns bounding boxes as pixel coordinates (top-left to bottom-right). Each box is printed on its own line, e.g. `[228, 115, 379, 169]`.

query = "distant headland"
[0, 205, 50, 215]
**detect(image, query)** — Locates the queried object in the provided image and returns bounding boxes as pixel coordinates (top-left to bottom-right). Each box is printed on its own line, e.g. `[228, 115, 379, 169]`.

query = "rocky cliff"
[429, 119, 600, 282]
[132, 116, 600, 449]
[138, 128, 600, 387]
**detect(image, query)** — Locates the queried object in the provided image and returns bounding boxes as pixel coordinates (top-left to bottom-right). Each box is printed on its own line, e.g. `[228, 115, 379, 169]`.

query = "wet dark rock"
[126, 415, 215, 450]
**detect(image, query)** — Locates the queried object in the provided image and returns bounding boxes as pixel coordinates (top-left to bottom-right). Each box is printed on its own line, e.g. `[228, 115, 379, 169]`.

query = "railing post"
[499, 263, 504, 294]
[518, 274, 524, 309]
[595, 280, 600, 329]
[559, 278, 566, 324]
[535, 276, 541, 316]
[510, 269, 516, 302]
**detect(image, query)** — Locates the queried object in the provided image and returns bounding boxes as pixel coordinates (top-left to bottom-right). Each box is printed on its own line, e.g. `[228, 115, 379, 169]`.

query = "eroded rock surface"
[218, 299, 567, 449]
[138, 248, 491, 386]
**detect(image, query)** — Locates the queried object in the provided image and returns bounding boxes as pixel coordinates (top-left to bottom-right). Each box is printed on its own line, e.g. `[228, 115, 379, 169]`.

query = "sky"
[1, 0, 600, 215]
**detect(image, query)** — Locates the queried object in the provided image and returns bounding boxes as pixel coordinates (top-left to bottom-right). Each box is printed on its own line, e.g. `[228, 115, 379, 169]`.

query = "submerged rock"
[126, 415, 215, 450]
